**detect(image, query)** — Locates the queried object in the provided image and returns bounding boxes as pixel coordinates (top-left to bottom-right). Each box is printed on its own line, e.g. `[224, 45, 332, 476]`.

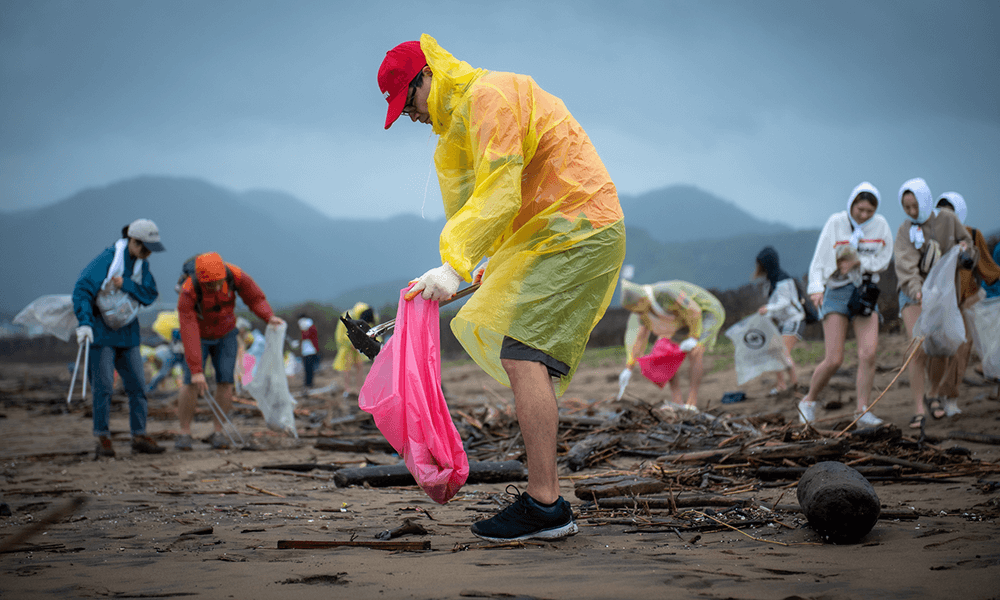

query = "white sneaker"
[855, 410, 884, 427]
[797, 400, 816, 424]
[943, 399, 962, 417]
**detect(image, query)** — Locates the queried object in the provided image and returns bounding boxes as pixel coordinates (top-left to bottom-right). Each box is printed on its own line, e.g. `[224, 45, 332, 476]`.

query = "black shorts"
[499, 337, 570, 378]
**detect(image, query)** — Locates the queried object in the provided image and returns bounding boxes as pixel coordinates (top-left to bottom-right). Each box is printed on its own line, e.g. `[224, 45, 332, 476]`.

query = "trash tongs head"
[339, 315, 384, 361]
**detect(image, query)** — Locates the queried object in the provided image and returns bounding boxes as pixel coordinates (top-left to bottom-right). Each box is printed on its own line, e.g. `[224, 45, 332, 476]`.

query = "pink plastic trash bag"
[637, 338, 686, 387]
[358, 289, 469, 504]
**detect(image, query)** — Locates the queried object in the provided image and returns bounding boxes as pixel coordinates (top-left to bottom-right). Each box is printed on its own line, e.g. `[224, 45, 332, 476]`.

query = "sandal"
[909, 414, 925, 430]
[924, 396, 946, 420]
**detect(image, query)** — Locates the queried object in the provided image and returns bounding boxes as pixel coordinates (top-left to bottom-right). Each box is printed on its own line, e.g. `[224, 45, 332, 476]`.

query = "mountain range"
[0, 176, 815, 317]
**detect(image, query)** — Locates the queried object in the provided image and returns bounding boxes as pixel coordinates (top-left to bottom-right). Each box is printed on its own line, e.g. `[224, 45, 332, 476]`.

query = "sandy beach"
[2, 331, 998, 600]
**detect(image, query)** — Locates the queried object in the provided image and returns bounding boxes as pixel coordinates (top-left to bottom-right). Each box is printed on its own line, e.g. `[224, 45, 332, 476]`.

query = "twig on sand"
[0, 496, 87, 553]
[689, 510, 819, 547]
[836, 336, 924, 438]
[247, 484, 285, 497]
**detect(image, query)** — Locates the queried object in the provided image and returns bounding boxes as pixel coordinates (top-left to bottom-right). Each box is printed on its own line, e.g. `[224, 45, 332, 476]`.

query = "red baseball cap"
[378, 40, 426, 129]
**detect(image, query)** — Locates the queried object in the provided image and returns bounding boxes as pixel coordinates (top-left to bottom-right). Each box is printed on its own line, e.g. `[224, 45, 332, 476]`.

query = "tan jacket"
[894, 210, 974, 300]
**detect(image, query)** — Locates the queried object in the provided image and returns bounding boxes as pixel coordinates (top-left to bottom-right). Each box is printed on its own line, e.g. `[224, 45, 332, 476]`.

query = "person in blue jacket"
[73, 219, 167, 458]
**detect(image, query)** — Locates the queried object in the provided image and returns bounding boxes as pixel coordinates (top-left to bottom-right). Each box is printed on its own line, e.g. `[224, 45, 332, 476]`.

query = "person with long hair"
[798, 182, 893, 426]
[753, 246, 805, 395]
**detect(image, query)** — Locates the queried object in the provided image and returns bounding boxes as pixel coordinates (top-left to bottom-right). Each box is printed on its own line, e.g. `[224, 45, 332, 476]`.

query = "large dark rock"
[796, 461, 880, 544]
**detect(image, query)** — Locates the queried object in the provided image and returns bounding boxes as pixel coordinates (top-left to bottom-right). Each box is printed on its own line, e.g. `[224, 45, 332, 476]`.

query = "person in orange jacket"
[174, 252, 284, 450]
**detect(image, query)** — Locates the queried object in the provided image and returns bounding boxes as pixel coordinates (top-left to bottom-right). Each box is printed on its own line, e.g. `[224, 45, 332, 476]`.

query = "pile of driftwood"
[279, 396, 1000, 543]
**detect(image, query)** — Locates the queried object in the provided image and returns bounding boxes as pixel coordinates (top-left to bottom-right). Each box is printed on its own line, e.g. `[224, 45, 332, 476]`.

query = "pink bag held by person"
[358, 289, 469, 504]
[637, 338, 686, 387]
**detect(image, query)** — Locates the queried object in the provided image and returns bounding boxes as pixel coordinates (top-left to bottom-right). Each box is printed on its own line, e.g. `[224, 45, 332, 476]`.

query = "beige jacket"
[894, 210, 975, 300]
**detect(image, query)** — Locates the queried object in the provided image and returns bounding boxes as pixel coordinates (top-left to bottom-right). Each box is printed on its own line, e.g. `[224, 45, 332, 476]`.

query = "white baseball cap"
[127, 218, 165, 252]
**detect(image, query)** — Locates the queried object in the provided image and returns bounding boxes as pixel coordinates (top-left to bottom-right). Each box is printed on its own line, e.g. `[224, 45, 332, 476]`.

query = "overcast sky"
[2, 0, 998, 231]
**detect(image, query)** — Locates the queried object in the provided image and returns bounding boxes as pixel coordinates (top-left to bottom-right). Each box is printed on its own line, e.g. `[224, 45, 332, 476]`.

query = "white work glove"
[405, 263, 462, 302]
[76, 325, 94, 345]
[616, 368, 632, 401]
[679, 337, 699, 353]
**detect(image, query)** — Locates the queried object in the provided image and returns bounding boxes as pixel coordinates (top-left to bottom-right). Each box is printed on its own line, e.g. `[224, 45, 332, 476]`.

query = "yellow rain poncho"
[334, 302, 376, 372]
[419, 34, 626, 395]
[152, 310, 180, 343]
[621, 280, 726, 365]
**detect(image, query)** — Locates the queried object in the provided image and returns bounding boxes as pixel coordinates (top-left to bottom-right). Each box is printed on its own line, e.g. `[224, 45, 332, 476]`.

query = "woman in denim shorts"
[798, 182, 894, 426]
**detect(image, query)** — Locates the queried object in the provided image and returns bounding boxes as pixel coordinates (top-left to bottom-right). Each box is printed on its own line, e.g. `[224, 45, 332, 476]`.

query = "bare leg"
[212, 383, 234, 432]
[668, 376, 683, 405]
[901, 304, 926, 416]
[782, 334, 798, 388]
[177, 384, 199, 435]
[852, 313, 879, 410]
[502, 358, 559, 505]
[801, 314, 848, 404]
[686, 345, 705, 408]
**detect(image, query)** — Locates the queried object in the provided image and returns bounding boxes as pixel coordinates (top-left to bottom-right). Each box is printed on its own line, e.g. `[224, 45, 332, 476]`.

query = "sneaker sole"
[472, 521, 579, 543]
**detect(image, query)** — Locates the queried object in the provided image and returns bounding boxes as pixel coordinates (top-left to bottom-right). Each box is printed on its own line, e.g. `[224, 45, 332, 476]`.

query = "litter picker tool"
[203, 386, 245, 448]
[340, 284, 479, 360]
[67, 340, 90, 404]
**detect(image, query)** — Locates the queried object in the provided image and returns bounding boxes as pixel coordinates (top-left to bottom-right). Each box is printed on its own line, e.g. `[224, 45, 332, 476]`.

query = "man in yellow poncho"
[378, 35, 626, 542]
[619, 280, 726, 411]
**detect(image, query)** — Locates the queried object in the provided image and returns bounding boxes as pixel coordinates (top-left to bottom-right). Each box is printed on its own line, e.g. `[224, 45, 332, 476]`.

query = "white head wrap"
[937, 192, 967, 225]
[846, 181, 880, 249]
[899, 177, 933, 249]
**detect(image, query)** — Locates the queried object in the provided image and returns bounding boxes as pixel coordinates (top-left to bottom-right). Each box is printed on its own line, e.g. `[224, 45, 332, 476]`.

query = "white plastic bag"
[914, 246, 965, 356]
[13, 295, 78, 341]
[245, 322, 298, 437]
[96, 289, 140, 330]
[970, 296, 1000, 379]
[725, 313, 789, 385]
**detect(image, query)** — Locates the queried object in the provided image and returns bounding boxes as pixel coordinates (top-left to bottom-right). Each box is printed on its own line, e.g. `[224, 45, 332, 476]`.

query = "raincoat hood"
[847, 181, 881, 217]
[937, 192, 967, 225]
[620, 280, 665, 316]
[899, 177, 933, 225]
[755, 246, 791, 294]
[349, 302, 375, 324]
[420, 34, 489, 136]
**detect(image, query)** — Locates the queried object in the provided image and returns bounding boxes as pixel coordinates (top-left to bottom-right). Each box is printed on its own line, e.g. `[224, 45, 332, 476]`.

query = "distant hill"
[1, 176, 820, 317]
[620, 185, 792, 243]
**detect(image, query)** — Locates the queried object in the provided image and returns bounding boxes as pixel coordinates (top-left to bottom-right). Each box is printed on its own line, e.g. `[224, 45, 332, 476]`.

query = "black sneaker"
[471, 486, 579, 542]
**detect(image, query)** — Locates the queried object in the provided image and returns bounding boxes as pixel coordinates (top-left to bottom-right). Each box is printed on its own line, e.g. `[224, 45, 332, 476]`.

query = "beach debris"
[276, 539, 430, 551]
[333, 460, 527, 489]
[375, 518, 428, 540]
[796, 461, 880, 544]
[0, 496, 87, 553]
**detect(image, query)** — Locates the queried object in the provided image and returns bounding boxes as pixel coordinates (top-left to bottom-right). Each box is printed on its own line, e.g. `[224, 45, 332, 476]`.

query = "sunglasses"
[401, 83, 418, 116]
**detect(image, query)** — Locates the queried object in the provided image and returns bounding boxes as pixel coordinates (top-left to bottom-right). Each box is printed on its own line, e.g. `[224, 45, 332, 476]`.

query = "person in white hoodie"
[798, 182, 894, 426]
[894, 178, 974, 429]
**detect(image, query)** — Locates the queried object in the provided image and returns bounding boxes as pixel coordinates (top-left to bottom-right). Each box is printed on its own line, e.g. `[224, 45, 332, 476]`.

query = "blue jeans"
[302, 354, 320, 387]
[147, 352, 183, 391]
[89, 345, 148, 437]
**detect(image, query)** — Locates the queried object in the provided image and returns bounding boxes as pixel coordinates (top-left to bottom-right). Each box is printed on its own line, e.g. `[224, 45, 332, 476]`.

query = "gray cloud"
[2, 0, 998, 231]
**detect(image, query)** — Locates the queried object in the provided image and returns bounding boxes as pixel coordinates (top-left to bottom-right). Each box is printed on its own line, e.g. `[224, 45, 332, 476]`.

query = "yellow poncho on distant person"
[334, 302, 375, 372]
[620, 280, 726, 365]
[419, 34, 626, 395]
